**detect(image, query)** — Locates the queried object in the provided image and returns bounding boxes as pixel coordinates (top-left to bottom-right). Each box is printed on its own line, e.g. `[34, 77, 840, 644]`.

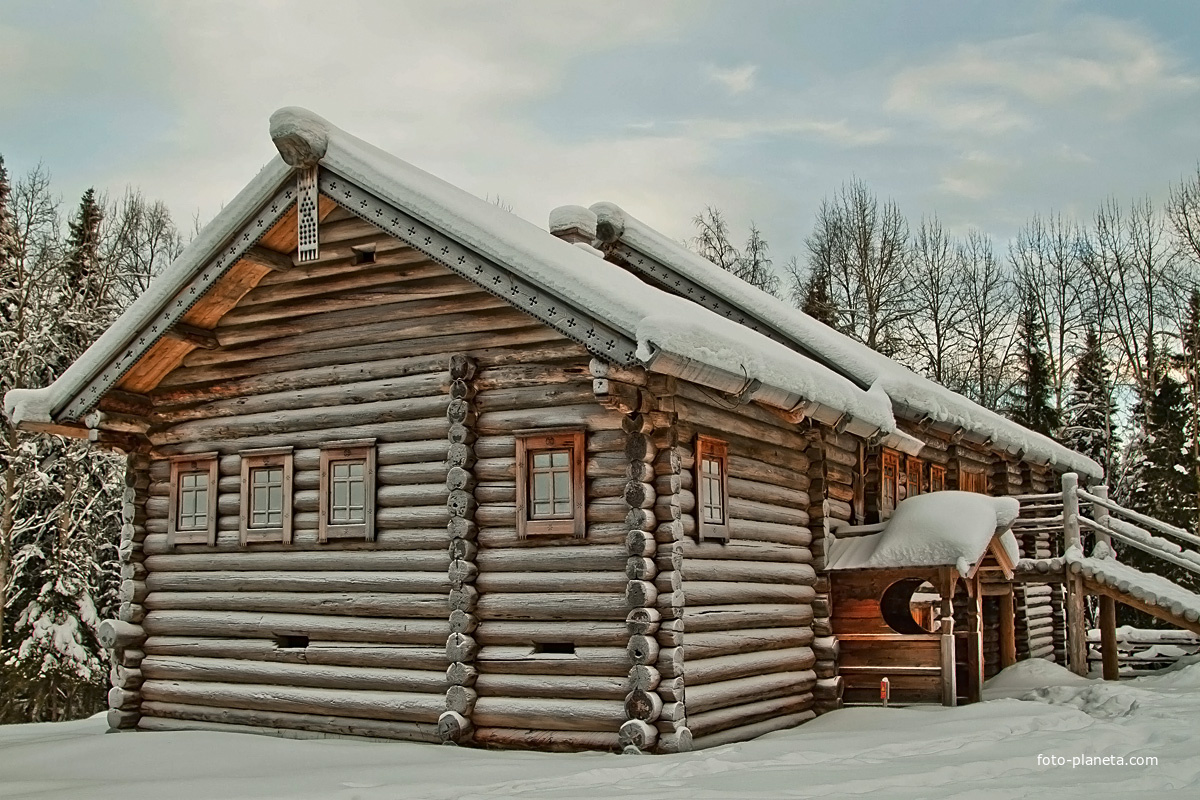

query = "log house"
[5, 108, 1103, 753]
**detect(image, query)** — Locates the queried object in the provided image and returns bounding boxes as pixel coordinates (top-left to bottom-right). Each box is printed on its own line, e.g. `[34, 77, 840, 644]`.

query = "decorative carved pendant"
[297, 166, 319, 263]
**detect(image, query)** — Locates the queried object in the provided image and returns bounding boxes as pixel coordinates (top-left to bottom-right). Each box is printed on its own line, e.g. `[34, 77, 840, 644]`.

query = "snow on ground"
[3, 660, 1199, 800]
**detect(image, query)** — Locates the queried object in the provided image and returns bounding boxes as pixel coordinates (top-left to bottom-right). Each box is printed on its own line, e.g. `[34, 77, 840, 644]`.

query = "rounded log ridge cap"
[589, 202, 626, 245]
[269, 106, 330, 169]
[548, 205, 598, 239]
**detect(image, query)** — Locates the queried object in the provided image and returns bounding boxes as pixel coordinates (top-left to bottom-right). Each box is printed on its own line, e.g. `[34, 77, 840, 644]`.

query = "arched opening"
[880, 578, 940, 634]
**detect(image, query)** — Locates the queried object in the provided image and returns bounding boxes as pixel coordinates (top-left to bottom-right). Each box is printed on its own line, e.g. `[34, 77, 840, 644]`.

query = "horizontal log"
[475, 545, 627, 573]
[474, 572, 627, 594]
[143, 637, 447, 669]
[146, 571, 448, 593]
[144, 591, 448, 618]
[99, 619, 145, 650]
[140, 679, 445, 723]
[727, 455, 810, 489]
[475, 620, 628, 646]
[677, 539, 811, 564]
[472, 697, 626, 732]
[144, 551, 449, 573]
[687, 692, 814, 739]
[726, 518, 812, 547]
[477, 646, 629, 676]
[141, 529, 449, 555]
[471, 727, 619, 752]
[685, 647, 816, 686]
[474, 593, 628, 621]
[681, 582, 816, 606]
[140, 656, 447, 693]
[684, 604, 814, 633]
[139, 701, 440, 742]
[473, 673, 629, 700]
[142, 610, 448, 644]
[682, 560, 816, 585]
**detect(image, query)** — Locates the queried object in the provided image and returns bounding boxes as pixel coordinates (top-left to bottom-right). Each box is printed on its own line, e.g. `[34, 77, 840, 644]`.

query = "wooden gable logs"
[440, 354, 479, 745]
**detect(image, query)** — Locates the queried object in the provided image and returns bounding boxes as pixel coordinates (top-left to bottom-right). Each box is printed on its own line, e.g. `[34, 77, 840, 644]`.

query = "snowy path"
[2, 660, 1199, 799]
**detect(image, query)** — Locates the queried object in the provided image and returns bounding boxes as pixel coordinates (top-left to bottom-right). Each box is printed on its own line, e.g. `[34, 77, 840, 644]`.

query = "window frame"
[239, 446, 294, 545]
[167, 452, 219, 547]
[696, 435, 730, 542]
[929, 464, 946, 493]
[880, 449, 901, 518]
[515, 428, 585, 539]
[319, 438, 377, 542]
[905, 456, 924, 499]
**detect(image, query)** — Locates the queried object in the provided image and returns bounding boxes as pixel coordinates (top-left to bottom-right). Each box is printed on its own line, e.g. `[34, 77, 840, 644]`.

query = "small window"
[696, 435, 729, 541]
[319, 439, 377, 542]
[516, 429, 585, 538]
[239, 447, 294, 544]
[906, 456, 924, 498]
[929, 464, 946, 492]
[881, 449, 900, 518]
[167, 452, 218, 546]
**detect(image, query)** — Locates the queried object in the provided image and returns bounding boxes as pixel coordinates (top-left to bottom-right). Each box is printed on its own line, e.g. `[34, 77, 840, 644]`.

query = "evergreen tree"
[1120, 368, 1200, 619]
[1061, 326, 1118, 477]
[1180, 288, 1200, 535]
[1007, 286, 1059, 436]
[799, 259, 839, 328]
[64, 188, 103, 298]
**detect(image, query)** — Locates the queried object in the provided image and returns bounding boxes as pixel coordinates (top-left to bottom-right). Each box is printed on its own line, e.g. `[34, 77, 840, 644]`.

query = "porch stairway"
[1013, 475, 1200, 676]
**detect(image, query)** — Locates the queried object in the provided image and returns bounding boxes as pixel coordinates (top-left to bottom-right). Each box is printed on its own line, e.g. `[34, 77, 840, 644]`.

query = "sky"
[2, 0, 1199, 276]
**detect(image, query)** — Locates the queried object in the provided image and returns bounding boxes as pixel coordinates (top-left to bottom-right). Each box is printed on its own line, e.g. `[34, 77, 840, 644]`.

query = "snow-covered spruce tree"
[1061, 326, 1118, 479]
[1006, 284, 1059, 437]
[1181, 288, 1200, 536]
[1118, 367, 1199, 623]
[2, 179, 128, 722]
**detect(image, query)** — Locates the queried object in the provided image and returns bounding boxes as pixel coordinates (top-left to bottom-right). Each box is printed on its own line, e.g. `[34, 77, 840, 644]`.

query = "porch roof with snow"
[3, 107, 915, 450]
[826, 492, 1021, 577]
[558, 202, 1103, 479]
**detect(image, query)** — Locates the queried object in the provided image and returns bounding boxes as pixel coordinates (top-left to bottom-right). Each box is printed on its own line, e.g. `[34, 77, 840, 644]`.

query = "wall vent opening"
[275, 634, 309, 649]
[532, 642, 575, 655]
[352, 245, 377, 265]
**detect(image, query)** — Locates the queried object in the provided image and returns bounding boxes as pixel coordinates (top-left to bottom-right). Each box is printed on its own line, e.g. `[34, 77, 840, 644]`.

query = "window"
[319, 439, 376, 542]
[959, 468, 987, 494]
[696, 435, 729, 541]
[929, 464, 946, 492]
[239, 447, 294, 544]
[881, 449, 900, 518]
[167, 452, 218, 546]
[906, 456, 924, 498]
[516, 429, 585, 538]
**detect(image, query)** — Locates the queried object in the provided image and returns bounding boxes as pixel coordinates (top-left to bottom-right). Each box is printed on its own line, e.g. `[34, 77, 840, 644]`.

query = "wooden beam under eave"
[117, 337, 196, 395]
[165, 322, 221, 350]
[21, 420, 89, 439]
[241, 245, 294, 273]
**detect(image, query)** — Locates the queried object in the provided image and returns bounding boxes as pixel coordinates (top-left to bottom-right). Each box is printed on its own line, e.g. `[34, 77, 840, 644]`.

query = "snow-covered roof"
[827, 491, 1021, 575]
[580, 202, 1103, 479]
[3, 108, 902, 442]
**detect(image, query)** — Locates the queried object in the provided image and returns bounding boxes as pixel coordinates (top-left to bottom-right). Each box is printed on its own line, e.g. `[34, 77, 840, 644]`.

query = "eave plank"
[118, 337, 195, 394]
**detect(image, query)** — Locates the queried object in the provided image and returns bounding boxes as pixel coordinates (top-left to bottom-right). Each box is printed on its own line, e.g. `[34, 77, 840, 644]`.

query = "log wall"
[130, 210, 623, 745]
[671, 383, 818, 749]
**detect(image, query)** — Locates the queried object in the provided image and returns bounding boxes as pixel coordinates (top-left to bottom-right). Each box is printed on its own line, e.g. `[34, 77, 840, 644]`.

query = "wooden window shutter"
[696, 435, 730, 541]
[929, 464, 946, 492]
[167, 452, 219, 547]
[515, 428, 585, 538]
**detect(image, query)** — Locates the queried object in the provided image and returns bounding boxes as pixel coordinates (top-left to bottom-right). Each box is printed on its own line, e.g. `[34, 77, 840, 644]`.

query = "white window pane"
[333, 463, 349, 479]
[551, 451, 568, 468]
[553, 471, 570, 501]
[532, 452, 551, 469]
[269, 485, 283, 511]
[349, 462, 363, 478]
[553, 499, 571, 515]
[350, 479, 364, 508]
[533, 502, 552, 516]
[532, 473, 551, 503]
[181, 492, 196, 516]
[334, 480, 348, 508]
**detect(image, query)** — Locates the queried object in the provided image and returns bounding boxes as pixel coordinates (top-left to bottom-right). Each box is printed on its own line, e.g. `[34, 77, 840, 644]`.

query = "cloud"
[886, 15, 1199, 135]
[706, 63, 758, 94]
[675, 117, 892, 147]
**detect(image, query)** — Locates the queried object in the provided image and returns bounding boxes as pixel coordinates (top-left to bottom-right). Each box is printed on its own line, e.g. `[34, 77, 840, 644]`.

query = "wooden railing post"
[1062, 472, 1081, 552]
[1092, 485, 1111, 549]
[1062, 473, 1090, 676]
